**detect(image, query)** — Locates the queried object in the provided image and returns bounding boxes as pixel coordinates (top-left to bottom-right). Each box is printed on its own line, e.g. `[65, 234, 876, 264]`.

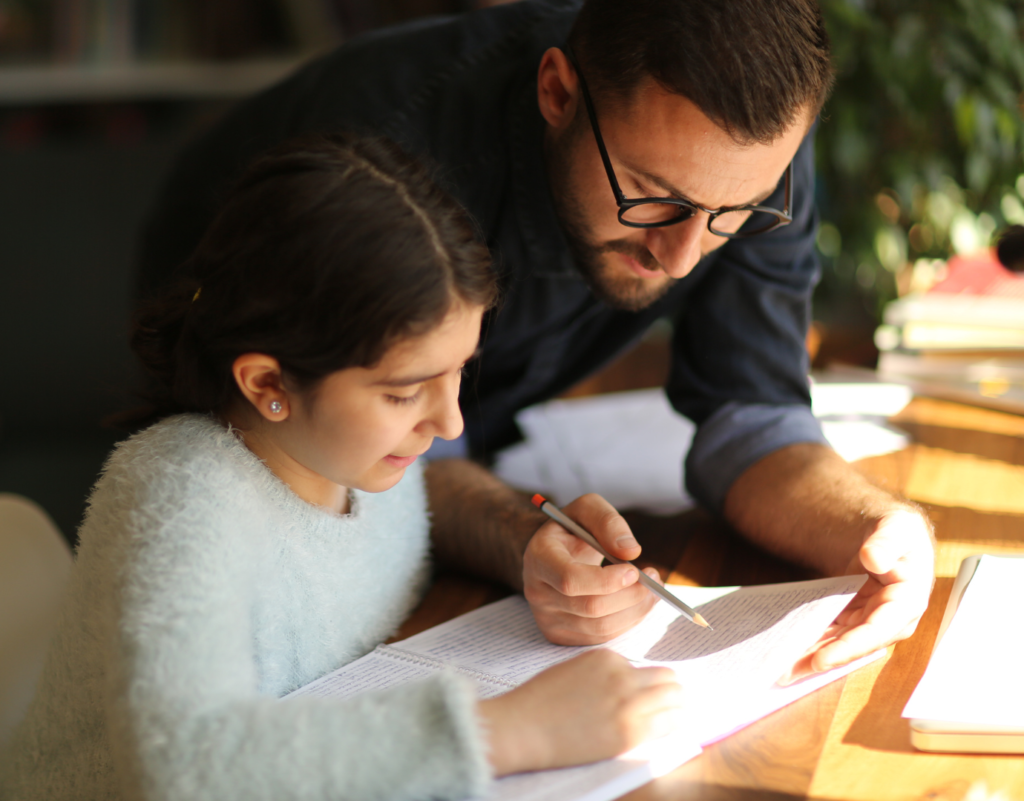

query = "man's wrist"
[424, 458, 548, 591]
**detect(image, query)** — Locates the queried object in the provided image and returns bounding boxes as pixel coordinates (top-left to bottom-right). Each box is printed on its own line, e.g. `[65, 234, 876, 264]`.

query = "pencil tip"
[531, 494, 547, 509]
[694, 614, 712, 630]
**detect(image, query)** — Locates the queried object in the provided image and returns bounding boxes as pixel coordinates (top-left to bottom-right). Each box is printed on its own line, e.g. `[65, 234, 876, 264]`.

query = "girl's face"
[234, 301, 484, 513]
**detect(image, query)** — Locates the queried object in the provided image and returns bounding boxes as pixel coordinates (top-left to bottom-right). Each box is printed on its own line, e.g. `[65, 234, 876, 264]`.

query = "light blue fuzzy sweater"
[1, 415, 491, 800]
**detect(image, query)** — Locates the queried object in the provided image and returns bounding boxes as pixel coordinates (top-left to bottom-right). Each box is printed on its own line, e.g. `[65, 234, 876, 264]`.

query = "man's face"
[543, 70, 811, 312]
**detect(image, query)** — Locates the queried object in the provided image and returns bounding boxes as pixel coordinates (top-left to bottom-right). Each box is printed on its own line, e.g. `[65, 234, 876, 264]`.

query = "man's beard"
[545, 130, 676, 313]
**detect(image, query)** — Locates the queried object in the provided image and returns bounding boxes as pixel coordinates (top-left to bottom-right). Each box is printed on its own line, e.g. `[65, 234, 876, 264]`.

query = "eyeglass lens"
[619, 203, 782, 236]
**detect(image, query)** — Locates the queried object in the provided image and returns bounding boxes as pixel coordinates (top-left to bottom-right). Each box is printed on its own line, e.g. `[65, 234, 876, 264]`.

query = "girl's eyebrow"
[376, 371, 445, 388]
[375, 348, 482, 387]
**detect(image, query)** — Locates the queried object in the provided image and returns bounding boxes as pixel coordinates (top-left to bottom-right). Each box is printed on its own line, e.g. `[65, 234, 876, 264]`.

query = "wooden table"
[395, 396, 1024, 801]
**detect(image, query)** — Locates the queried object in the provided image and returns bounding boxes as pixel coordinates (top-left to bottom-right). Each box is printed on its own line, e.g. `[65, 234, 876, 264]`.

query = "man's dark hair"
[567, 0, 834, 144]
[122, 132, 497, 429]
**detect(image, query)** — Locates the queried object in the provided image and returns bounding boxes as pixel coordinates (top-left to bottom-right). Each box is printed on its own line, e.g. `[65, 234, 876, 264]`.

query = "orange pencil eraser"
[531, 494, 547, 508]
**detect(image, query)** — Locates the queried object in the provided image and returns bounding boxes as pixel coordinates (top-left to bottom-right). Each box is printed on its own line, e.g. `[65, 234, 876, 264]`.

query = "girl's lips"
[621, 253, 663, 278]
[383, 453, 419, 468]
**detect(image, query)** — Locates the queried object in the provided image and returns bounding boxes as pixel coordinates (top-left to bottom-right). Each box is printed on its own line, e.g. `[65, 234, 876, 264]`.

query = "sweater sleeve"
[103, 451, 491, 801]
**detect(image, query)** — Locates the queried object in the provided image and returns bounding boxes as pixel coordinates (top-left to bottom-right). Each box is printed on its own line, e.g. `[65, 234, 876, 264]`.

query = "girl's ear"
[232, 354, 290, 421]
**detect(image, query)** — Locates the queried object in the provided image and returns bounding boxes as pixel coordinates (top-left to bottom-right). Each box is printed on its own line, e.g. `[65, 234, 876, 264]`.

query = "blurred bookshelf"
[0, 58, 308, 103]
[0, 0, 347, 104]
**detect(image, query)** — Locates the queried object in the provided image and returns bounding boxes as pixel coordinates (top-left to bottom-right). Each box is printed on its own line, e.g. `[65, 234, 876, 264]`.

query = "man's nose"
[644, 215, 706, 280]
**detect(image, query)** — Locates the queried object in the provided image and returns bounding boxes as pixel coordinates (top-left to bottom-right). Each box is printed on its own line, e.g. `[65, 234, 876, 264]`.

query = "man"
[137, 0, 934, 681]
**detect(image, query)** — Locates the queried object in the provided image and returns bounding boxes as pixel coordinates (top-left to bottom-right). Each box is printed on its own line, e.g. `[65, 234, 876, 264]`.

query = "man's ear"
[232, 353, 290, 421]
[537, 47, 580, 130]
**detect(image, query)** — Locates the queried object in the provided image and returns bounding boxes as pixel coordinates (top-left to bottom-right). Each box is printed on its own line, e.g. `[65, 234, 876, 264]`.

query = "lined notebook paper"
[286, 576, 882, 801]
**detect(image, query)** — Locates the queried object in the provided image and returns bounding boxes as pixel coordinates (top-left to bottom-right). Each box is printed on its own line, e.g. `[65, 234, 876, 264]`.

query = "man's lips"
[620, 253, 664, 279]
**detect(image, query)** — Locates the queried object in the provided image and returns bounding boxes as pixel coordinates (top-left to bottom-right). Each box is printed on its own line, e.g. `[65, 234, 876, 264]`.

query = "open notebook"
[903, 554, 1024, 753]
[284, 576, 883, 801]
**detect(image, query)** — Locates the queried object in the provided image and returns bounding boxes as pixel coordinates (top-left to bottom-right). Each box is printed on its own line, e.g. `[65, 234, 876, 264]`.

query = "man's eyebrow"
[625, 162, 778, 209]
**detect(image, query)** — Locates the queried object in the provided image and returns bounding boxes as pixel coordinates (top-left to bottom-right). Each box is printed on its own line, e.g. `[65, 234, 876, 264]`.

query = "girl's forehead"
[372, 302, 486, 378]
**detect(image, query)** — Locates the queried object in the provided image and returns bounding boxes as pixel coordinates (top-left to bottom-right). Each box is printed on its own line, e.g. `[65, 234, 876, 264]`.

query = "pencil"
[531, 495, 713, 630]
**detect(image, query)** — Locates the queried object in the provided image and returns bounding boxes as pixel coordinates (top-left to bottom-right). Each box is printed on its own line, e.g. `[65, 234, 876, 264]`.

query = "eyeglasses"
[566, 49, 793, 238]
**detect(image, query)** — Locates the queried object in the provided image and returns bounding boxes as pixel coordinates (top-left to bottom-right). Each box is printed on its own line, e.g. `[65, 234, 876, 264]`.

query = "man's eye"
[632, 179, 655, 197]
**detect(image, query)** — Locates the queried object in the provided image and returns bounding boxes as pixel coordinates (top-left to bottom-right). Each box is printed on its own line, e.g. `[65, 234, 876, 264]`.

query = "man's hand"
[780, 508, 935, 684]
[724, 443, 937, 685]
[522, 494, 661, 645]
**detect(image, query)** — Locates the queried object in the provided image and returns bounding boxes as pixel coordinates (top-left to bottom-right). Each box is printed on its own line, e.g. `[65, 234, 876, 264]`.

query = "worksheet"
[285, 576, 878, 801]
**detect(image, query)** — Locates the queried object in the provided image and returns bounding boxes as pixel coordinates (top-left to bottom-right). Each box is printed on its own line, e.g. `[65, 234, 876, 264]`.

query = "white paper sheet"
[493, 385, 911, 514]
[903, 555, 1024, 727]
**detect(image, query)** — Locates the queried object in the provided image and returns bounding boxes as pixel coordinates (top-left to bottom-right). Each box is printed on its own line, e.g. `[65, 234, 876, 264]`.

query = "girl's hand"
[478, 649, 686, 776]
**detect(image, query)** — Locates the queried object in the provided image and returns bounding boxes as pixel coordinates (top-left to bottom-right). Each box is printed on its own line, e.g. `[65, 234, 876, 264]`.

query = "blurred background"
[1, 0, 1022, 543]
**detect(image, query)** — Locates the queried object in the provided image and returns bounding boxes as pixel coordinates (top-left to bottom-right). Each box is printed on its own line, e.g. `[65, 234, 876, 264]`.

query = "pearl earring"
[269, 401, 282, 414]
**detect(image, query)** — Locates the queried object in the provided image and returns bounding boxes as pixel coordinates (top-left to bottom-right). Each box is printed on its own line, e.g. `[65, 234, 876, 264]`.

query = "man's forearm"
[723, 442, 921, 576]
[424, 458, 548, 590]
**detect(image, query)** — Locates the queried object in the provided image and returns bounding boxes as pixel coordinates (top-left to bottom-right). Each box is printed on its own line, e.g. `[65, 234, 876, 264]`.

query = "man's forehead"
[601, 79, 809, 208]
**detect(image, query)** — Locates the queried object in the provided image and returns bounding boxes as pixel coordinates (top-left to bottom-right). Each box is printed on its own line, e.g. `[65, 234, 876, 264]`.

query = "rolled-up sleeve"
[684, 401, 829, 512]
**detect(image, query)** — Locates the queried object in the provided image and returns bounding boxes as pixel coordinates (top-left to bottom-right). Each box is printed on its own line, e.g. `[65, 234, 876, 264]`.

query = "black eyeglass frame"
[565, 49, 794, 239]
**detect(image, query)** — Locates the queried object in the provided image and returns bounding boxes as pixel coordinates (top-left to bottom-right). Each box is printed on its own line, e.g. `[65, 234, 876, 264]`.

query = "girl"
[1, 133, 683, 801]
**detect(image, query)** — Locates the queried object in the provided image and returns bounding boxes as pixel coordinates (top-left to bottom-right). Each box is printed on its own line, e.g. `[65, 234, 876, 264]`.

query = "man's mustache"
[596, 239, 664, 272]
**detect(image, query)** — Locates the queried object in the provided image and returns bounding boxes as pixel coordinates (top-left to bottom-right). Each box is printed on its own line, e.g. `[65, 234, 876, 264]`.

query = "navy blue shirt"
[137, 0, 828, 511]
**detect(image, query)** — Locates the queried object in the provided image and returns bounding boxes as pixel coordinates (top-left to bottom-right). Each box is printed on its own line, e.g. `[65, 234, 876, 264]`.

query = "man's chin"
[586, 257, 675, 312]
[586, 273, 672, 312]
[557, 220, 676, 310]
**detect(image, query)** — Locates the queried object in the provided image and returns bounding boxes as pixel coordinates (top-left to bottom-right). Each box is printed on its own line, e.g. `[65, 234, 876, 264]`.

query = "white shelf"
[0, 57, 313, 104]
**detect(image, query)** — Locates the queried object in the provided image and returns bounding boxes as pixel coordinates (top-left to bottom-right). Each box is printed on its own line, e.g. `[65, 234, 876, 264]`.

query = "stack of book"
[875, 251, 1024, 414]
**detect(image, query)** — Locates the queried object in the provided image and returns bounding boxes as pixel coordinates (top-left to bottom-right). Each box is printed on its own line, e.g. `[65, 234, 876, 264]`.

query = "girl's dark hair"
[125, 132, 497, 428]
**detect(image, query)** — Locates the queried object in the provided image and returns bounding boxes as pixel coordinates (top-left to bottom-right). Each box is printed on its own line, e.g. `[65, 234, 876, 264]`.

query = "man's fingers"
[561, 493, 642, 562]
[533, 593, 659, 645]
[859, 510, 935, 580]
[527, 568, 654, 618]
[531, 550, 642, 598]
[812, 593, 927, 672]
[522, 494, 662, 645]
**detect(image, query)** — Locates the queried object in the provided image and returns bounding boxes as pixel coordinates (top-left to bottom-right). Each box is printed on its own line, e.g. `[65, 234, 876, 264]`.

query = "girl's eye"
[386, 389, 422, 406]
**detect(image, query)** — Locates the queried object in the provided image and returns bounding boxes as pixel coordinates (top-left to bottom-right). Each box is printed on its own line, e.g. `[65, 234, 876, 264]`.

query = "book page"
[489, 734, 702, 801]
[628, 578, 865, 681]
[903, 555, 1024, 727]
[397, 575, 866, 744]
[283, 624, 703, 801]
[285, 576, 871, 801]
[394, 595, 590, 683]
[285, 650, 437, 700]
[621, 577, 867, 743]
[283, 648, 513, 701]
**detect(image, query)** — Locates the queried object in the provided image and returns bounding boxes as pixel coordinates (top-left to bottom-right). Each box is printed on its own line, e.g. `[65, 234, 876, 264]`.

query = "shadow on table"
[633, 778, 846, 801]
[841, 580, 954, 753]
[890, 419, 1024, 466]
[625, 508, 818, 588]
